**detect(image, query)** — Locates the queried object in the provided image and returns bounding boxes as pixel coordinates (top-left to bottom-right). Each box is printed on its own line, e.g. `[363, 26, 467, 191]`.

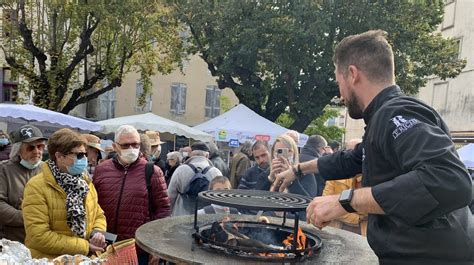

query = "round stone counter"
[136, 214, 378, 264]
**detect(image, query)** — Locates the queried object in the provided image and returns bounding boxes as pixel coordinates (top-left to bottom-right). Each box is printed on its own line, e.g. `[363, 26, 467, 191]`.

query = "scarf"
[47, 160, 89, 238]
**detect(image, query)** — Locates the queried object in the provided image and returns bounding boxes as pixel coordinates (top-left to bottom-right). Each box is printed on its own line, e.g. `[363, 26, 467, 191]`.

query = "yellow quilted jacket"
[22, 163, 106, 259]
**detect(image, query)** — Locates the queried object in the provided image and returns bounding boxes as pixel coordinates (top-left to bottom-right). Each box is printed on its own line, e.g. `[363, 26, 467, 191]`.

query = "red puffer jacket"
[93, 155, 170, 241]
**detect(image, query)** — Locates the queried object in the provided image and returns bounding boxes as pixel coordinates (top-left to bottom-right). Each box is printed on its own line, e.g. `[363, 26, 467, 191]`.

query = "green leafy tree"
[303, 107, 345, 143]
[220, 95, 235, 113]
[175, 0, 465, 131]
[276, 106, 345, 142]
[1, 0, 184, 113]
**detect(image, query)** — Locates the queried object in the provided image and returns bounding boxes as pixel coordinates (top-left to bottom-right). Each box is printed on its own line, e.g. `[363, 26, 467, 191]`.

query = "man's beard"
[346, 88, 364, 119]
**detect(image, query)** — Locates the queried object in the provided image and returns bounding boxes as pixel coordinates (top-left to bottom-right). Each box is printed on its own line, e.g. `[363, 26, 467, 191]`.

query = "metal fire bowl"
[136, 214, 378, 264]
[193, 221, 322, 262]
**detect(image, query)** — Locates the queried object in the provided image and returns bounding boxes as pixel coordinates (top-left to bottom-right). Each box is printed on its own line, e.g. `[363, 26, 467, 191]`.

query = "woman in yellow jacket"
[22, 128, 107, 259]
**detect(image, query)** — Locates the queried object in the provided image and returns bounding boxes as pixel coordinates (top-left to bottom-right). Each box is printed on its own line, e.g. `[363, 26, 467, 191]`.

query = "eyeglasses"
[116, 142, 140, 149]
[26, 143, 46, 152]
[65, 151, 87, 160]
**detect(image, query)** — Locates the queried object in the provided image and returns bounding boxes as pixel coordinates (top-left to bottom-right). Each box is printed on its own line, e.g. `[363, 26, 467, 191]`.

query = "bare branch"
[17, 0, 47, 73]
[63, 13, 100, 84]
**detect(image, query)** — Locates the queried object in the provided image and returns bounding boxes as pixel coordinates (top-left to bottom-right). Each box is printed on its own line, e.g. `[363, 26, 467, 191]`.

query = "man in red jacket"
[93, 125, 170, 265]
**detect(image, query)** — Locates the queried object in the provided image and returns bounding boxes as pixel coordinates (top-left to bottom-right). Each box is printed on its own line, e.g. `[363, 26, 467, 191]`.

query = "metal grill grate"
[198, 189, 312, 211]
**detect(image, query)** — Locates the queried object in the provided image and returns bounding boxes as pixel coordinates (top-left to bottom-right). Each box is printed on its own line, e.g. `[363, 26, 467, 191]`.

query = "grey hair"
[166, 151, 182, 162]
[9, 142, 22, 160]
[115, 125, 139, 142]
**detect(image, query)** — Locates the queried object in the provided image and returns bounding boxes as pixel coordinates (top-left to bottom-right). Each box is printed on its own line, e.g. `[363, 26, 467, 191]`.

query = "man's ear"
[348, 65, 360, 85]
[112, 142, 119, 152]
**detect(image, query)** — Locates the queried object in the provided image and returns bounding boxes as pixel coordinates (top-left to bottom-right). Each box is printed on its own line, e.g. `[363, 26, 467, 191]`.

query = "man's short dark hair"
[333, 30, 395, 84]
[252, 140, 269, 152]
[329, 140, 341, 152]
[191, 141, 210, 152]
[209, 175, 230, 190]
[306, 135, 327, 149]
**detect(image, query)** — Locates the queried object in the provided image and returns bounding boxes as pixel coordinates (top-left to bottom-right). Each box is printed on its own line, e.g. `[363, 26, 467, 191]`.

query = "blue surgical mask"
[68, 157, 88, 175]
[20, 159, 42, 170]
[0, 139, 8, 146]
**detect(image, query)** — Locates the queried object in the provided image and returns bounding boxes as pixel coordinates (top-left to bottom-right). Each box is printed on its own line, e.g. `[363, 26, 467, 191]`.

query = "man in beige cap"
[82, 134, 104, 177]
[145, 130, 166, 174]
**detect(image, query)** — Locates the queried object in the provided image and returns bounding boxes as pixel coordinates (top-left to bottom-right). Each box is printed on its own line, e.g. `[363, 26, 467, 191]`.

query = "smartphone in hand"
[276, 148, 289, 159]
[91, 229, 117, 245]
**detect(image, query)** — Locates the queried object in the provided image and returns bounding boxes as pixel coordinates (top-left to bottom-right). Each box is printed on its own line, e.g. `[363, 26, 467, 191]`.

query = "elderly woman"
[22, 128, 107, 259]
[165, 151, 182, 186]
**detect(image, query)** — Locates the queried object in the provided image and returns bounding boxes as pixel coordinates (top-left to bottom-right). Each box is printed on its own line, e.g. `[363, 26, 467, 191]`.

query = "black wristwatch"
[339, 189, 356, 213]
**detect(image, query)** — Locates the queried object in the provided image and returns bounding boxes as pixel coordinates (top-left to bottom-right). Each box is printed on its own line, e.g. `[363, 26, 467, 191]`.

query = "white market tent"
[195, 104, 308, 146]
[97, 112, 213, 142]
[0, 103, 103, 134]
[457, 143, 474, 169]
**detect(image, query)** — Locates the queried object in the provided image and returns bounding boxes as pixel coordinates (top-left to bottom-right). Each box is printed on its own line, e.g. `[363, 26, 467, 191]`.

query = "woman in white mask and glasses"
[22, 128, 107, 259]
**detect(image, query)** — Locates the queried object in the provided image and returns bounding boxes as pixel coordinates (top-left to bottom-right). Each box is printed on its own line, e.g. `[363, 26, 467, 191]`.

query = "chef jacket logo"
[390, 116, 407, 127]
[20, 127, 34, 138]
[391, 115, 420, 139]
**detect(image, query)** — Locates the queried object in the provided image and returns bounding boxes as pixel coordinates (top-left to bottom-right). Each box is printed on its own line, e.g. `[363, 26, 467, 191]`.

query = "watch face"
[340, 189, 352, 202]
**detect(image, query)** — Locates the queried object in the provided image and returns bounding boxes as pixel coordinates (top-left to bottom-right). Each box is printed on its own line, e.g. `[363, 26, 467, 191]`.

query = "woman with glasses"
[22, 128, 107, 259]
[0, 125, 47, 243]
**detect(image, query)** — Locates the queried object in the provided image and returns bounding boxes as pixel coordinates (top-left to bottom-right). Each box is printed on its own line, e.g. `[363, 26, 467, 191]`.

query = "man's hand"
[271, 166, 296, 192]
[306, 195, 347, 229]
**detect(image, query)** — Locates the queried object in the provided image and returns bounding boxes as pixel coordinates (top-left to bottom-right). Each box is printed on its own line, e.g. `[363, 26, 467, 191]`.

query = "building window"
[205, 85, 221, 118]
[135, 80, 152, 113]
[99, 85, 116, 120]
[442, 0, 456, 30]
[170, 83, 187, 115]
[453, 37, 462, 59]
[0, 67, 18, 103]
[326, 117, 336, 127]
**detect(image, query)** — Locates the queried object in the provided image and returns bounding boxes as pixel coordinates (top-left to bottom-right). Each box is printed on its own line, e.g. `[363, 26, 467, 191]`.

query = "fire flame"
[259, 227, 307, 257]
[283, 227, 306, 250]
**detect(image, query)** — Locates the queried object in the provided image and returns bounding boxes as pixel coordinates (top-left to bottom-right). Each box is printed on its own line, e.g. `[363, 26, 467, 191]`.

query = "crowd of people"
[0, 30, 473, 264]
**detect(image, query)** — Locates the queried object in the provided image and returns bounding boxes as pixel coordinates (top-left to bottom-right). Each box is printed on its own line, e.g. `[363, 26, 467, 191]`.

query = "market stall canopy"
[457, 143, 474, 168]
[0, 103, 103, 133]
[195, 104, 308, 146]
[97, 112, 213, 142]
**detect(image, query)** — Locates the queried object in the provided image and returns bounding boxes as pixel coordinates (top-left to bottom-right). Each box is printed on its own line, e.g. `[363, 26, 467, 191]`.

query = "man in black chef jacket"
[273, 30, 474, 265]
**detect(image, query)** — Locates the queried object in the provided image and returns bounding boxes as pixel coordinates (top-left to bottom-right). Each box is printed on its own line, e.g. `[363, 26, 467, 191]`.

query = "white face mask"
[119, 148, 140, 164]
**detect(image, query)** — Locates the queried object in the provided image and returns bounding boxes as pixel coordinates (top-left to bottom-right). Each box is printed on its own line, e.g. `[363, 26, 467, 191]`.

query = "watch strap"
[340, 201, 357, 213]
[339, 189, 357, 213]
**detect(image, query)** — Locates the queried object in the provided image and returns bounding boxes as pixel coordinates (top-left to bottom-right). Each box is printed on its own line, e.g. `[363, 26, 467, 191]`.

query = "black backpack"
[184, 164, 212, 199]
[145, 162, 155, 219]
